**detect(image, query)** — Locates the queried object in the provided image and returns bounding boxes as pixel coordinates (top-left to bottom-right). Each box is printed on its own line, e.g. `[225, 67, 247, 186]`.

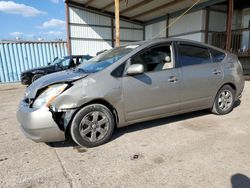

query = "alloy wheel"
[78, 111, 109, 142]
[218, 90, 233, 111]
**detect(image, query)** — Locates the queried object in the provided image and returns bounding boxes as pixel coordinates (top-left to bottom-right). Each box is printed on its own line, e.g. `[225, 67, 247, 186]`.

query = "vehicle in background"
[17, 38, 244, 147]
[20, 55, 93, 85]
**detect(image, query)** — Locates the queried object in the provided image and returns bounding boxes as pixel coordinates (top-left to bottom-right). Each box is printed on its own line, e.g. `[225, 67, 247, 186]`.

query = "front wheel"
[211, 85, 235, 115]
[32, 74, 43, 83]
[70, 104, 115, 147]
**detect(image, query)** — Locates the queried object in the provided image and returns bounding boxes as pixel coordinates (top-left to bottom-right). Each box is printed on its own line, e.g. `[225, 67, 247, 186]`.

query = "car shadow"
[111, 109, 210, 142]
[49, 100, 241, 148]
[234, 99, 241, 108]
[49, 110, 210, 148]
[231, 173, 250, 188]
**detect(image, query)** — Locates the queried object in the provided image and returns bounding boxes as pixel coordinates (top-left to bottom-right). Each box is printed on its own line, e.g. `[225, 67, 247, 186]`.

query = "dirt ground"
[0, 82, 250, 188]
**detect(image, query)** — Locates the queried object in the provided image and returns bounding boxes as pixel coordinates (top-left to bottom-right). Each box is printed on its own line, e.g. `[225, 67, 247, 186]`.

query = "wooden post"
[166, 14, 169, 38]
[226, 0, 234, 51]
[65, 1, 71, 55]
[111, 17, 114, 47]
[205, 7, 210, 44]
[115, 0, 120, 47]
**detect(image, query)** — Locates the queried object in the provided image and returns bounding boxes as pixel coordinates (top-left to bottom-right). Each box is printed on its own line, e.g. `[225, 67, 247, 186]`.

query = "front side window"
[178, 44, 211, 66]
[60, 58, 71, 68]
[130, 45, 173, 72]
[78, 45, 139, 73]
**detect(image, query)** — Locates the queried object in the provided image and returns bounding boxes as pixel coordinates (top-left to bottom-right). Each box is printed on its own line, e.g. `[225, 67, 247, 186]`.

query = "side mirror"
[127, 64, 144, 75]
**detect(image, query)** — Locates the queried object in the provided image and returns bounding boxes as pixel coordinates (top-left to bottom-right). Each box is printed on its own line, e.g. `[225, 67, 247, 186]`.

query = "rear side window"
[210, 49, 226, 63]
[178, 44, 211, 66]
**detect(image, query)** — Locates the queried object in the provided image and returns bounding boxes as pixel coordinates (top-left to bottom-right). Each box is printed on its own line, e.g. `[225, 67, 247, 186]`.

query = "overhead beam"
[68, 1, 144, 25]
[101, 1, 116, 12]
[226, 0, 234, 51]
[145, 0, 226, 26]
[120, 0, 154, 15]
[131, 0, 185, 20]
[115, 0, 120, 47]
[84, 0, 96, 7]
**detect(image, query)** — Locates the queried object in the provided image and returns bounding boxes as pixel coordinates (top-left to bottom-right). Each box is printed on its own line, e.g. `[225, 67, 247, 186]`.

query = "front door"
[122, 44, 181, 121]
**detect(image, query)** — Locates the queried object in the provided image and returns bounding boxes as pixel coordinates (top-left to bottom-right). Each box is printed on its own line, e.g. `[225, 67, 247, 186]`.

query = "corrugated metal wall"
[145, 10, 206, 42]
[0, 41, 67, 83]
[68, 5, 144, 56]
[145, 20, 166, 40]
[169, 10, 205, 41]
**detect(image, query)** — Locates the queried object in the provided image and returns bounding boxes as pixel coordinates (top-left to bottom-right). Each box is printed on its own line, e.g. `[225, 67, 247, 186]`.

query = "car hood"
[22, 65, 54, 74]
[25, 69, 88, 98]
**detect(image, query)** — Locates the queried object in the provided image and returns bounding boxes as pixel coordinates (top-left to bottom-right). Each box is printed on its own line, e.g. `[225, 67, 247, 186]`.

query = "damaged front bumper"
[16, 100, 65, 142]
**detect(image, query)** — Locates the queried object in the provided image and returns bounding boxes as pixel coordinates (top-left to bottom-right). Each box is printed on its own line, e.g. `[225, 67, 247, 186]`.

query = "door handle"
[213, 69, 221, 75]
[168, 76, 178, 83]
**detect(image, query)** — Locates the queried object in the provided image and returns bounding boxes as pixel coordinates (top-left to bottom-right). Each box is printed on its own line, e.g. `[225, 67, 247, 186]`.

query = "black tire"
[32, 74, 43, 83]
[211, 85, 235, 115]
[70, 104, 115, 147]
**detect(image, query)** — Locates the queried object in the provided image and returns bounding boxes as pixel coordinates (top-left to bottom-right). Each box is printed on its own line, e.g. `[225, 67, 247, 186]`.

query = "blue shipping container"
[0, 41, 67, 83]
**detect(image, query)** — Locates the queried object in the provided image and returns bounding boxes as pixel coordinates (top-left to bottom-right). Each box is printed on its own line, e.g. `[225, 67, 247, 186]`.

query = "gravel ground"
[0, 82, 250, 188]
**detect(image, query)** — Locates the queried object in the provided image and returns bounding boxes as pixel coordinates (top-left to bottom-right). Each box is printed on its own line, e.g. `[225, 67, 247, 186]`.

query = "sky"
[0, 0, 66, 41]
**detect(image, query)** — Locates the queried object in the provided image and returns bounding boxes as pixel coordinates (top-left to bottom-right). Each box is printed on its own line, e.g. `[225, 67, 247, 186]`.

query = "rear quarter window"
[210, 49, 226, 63]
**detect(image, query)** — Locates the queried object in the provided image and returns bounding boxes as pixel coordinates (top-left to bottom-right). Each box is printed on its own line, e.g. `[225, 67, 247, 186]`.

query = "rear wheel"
[70, 104, 115, 147]
[211, 85, 235, 115]
[32, 74, 43, 83]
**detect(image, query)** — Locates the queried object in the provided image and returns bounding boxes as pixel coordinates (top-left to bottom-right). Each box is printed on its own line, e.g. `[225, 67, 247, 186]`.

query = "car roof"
[63, 55, 90, 58]
[153, 38, 226, 52]
[120, 38, 226, 53]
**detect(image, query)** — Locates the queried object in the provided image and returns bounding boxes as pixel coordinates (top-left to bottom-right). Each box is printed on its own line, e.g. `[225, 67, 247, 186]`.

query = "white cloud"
[0, 1, 46, 17]
[39, 18, 65, 29]
[50, 0, 60, 3]
[10, 32, 23, 36]
[44, 31, 64, 36]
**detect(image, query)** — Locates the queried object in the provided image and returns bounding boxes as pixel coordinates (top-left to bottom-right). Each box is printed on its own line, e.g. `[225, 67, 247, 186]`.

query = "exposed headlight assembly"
[32, 84, 68, 109]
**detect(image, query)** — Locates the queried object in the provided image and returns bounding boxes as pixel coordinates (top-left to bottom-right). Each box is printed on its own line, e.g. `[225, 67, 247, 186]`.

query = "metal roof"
[67, 0, 211, 23]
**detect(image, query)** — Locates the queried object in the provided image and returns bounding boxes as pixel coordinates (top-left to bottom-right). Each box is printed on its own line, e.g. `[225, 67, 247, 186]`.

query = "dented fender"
[50, 72, 125, 127]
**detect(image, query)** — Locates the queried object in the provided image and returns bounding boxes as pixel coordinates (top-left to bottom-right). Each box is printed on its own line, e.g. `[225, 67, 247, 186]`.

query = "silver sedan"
[17, 38, 244, 147]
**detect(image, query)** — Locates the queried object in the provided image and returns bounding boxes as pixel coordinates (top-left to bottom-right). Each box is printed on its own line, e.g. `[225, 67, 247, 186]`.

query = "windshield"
[52, 57, 69, 65]
[77, 45, 139, 73]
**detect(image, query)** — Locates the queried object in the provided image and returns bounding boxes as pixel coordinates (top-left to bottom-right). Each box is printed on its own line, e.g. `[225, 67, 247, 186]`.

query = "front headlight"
[32, 84, 68, 109]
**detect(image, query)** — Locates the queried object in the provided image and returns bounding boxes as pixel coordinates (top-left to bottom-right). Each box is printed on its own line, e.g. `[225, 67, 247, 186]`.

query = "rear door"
[176, 42, 223, 110]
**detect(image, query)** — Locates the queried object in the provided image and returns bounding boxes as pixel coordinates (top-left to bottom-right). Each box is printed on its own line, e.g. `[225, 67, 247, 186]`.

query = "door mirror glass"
[127, 64, 144, 75]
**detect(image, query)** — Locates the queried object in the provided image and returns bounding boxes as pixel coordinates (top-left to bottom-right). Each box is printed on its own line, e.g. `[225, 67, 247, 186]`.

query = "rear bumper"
[16, 100, 65, 142]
